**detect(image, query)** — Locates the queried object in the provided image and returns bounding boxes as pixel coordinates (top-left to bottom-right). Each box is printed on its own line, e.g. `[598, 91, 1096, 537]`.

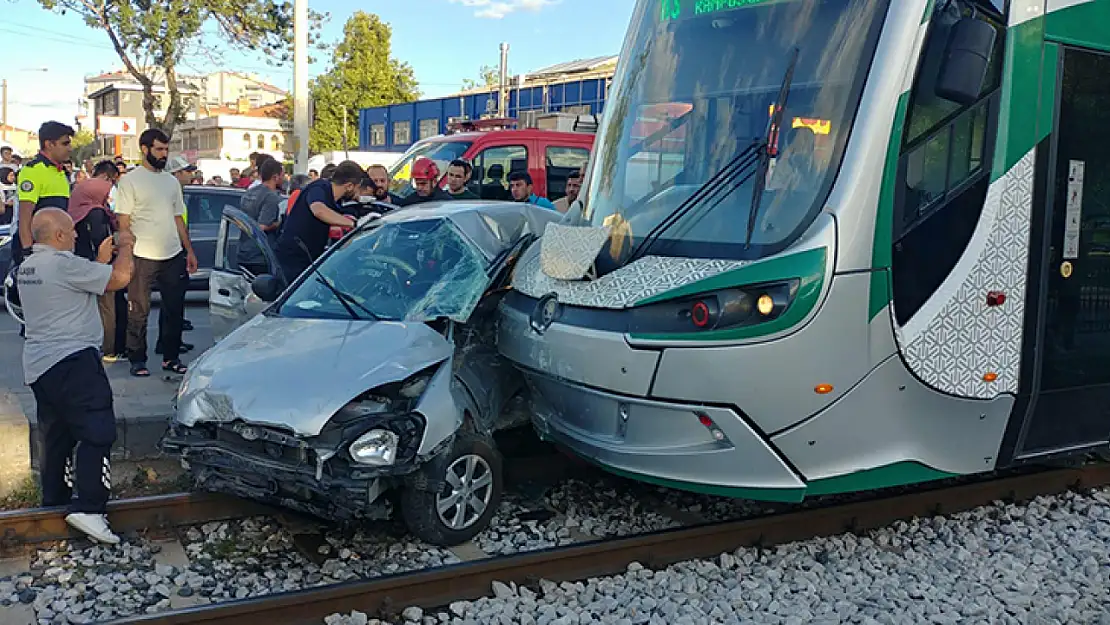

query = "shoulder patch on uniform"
[19, 180, 33, 192]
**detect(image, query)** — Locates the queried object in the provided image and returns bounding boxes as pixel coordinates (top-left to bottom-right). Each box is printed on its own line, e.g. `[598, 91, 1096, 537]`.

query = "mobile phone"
[112, 232, 120, 246]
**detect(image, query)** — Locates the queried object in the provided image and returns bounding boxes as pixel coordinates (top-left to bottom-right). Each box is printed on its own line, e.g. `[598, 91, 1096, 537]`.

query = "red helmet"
[411, 157, 439, 181]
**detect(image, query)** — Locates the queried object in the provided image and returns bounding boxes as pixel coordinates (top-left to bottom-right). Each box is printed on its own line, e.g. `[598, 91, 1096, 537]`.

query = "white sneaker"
[65, 513, 121, 545]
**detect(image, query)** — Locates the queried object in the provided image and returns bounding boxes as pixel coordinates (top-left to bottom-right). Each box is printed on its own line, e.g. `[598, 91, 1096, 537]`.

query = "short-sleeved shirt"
[238, 184, 281, 266]
[13, 154, 70, 236]
[19, 245, 112, 384]
[114, 166, 185, 261]
[276, 179, 337, 263]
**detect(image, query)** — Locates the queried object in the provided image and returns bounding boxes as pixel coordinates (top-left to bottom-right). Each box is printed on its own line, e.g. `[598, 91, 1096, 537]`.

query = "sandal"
[162, 360, 188, 375]
[130, 364, 150, 377]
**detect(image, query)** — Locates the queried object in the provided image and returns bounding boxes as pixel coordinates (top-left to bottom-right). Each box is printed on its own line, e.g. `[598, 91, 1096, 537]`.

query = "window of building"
[271, 134, 281, 151]
[419, 119, 438, 140]
[393, 121, 411, 145]
[243, 133, 252, 150]
[257, 134, 265, 149]
[370, 124, 386, 146]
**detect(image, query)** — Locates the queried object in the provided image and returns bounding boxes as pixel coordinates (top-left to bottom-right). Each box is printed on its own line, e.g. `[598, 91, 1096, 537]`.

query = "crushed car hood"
[175, 315, 451, 436]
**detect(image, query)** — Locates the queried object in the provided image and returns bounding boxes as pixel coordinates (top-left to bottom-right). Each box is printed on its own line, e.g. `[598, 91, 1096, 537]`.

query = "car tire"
[400, 433, 502, 546]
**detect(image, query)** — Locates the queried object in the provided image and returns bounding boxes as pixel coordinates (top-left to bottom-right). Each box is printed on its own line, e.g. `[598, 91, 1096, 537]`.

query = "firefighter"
[397, 157, 450, 207]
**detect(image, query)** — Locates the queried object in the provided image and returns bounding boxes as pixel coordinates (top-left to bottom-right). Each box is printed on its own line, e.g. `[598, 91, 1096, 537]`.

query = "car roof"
[374, 200, 562, 260]
[425, 129, 594, 143]
[184, 186, 246, 194]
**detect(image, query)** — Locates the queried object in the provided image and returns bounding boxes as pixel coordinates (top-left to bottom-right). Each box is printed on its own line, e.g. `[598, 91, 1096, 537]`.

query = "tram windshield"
[579, 0, 890, 267]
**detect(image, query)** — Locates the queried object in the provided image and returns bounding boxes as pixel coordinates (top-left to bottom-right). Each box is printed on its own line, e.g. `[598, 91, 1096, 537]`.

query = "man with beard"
[114, 129, 198, 378]
[366, 164, 401, 204]
[553, 170, 583, 214]
[274, 160, 359, 283]
[397, 158, 450, 207]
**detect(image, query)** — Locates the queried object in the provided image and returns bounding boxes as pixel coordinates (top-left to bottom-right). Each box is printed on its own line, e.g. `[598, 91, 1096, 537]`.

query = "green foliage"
[461, 65, 503, 91]
[36, 0, 326, 135]
[308, 11, 419, 154]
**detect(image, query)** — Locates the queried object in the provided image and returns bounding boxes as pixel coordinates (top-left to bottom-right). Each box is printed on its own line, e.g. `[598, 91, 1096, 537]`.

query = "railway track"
[1, 463, 1104, 624]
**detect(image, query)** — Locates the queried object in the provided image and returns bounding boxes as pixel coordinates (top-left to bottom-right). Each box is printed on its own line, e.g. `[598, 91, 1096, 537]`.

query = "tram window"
[904, 3, 1004, 147]
[891, 1, 1004, 325]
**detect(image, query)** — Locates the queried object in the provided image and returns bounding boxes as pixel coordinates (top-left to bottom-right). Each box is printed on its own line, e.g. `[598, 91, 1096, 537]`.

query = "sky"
[0, 0, 634, 137]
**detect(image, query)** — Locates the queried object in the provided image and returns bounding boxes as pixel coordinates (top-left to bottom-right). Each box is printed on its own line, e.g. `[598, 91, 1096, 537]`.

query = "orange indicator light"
[815, 384, 834, 394]
[983, 372, 998, 382]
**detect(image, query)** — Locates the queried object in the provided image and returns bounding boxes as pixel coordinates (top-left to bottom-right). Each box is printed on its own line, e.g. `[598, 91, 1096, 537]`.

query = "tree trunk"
[161, 60, 183, 137]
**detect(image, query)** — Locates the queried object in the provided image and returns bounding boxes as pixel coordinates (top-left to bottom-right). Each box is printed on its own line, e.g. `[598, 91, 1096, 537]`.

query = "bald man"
[17, 208, 134, 544]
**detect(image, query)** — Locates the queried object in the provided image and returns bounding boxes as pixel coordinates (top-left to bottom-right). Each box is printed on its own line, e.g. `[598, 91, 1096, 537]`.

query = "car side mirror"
[251, 274, 283, 302]
[935, 17, 997, 106]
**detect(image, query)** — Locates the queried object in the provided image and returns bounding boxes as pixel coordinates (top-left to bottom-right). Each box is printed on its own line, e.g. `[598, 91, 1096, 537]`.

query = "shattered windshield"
[578, 0, 889, 267]
[277, 219, 489, 322]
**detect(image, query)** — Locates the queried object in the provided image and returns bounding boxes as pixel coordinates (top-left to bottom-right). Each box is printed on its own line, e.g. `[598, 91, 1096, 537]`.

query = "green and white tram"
[498, 0, 1110, 501]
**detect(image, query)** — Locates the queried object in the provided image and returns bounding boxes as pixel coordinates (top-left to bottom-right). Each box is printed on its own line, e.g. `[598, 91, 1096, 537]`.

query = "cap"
[166, 155, 197, 174]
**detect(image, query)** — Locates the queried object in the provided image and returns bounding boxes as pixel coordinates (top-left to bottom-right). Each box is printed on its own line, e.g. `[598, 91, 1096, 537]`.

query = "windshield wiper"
[746, 46, 800, 249]
[624, 47, 801, 264]
[625, 141, 761, 264]
[295, 238, 380, 321]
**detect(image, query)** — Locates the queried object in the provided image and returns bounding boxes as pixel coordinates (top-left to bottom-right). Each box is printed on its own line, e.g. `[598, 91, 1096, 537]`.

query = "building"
[170, 101, 291, 163]
[82, 69, 286, 125]
[87, 82, 201, 161]
[358, 56, 616, 152]
[0, 124, 40, 157]
[196, 71, 287, 110]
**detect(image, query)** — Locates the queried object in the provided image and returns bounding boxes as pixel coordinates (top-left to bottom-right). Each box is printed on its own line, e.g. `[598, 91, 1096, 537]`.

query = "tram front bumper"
[523, 371, 805, 497]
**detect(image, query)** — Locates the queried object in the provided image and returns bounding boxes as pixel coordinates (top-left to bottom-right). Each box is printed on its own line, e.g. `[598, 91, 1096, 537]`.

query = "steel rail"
[0, 493, 273, 555]
[102, 464, 1110, 625]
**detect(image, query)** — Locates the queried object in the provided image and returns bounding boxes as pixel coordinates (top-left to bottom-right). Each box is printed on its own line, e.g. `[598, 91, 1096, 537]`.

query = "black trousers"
[98, 288, 128, 356]
[156, 268, 189, 350]
[31, 348, 116, 513]
[127, 251, 187, 365]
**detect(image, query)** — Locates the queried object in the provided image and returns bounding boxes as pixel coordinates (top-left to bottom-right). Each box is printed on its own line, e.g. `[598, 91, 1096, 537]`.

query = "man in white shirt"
[114, 129, 198, 377]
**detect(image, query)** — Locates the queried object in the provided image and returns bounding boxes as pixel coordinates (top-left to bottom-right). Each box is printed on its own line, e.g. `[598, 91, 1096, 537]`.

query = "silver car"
[162, 200, 560, 545]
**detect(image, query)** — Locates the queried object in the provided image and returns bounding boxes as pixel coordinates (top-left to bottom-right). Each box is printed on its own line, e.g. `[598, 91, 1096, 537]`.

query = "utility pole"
[2, 79, 7, 142]
[293, 0, 309, 174]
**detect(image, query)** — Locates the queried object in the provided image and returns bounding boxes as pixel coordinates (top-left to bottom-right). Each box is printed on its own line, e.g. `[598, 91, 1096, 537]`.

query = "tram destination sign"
[661, 0, 794, 21]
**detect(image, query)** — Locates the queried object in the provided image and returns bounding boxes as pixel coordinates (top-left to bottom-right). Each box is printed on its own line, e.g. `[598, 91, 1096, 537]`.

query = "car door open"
[210, 207, 283, 341]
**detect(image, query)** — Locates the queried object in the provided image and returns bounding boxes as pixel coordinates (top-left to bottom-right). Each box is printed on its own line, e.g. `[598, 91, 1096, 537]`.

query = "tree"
[308, 11, 419, 154]
[37, 0, 326, 136]
[461, 65, 504, 91]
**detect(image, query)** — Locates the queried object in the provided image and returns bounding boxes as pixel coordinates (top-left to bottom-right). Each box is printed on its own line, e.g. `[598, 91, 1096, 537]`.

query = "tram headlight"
[629, 280, 798, 335]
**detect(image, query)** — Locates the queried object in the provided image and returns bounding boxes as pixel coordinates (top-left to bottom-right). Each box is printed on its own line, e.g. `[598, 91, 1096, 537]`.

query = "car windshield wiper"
[746, 46, 800, 248]
[624, 47, 801, 264]
[295, 238, 379, 321]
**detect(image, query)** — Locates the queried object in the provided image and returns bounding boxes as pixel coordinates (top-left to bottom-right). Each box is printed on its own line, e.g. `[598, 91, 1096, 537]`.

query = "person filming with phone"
[17, 208, 135, 544]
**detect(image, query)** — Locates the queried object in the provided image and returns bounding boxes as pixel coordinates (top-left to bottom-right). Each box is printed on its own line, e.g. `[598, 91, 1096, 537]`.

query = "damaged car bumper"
[161, 408, 433, 522]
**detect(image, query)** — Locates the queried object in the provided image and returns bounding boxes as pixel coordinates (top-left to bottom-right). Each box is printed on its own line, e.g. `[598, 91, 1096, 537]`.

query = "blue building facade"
[358, 76, 610, 153]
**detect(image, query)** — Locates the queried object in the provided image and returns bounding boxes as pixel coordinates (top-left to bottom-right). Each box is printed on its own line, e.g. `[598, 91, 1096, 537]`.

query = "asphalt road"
[0, 293, 215, 424]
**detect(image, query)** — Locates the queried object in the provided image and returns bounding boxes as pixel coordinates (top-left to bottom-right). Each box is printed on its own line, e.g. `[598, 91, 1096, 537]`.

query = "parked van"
[387, 127, 594, 203]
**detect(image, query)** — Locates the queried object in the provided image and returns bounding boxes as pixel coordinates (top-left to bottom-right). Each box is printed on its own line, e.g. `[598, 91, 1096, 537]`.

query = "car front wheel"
[400, 433, 502, 546]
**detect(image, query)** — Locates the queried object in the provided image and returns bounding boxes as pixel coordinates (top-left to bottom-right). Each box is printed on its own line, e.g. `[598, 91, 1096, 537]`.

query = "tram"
[498, 0, 1110, 501]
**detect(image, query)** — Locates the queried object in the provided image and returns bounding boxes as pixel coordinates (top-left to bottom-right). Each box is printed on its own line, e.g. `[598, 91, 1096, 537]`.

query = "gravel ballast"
[324, 487, 1110, 624]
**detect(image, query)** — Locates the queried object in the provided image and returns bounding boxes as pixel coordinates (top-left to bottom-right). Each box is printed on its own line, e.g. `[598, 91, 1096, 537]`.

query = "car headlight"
[348, 429, 399, 466]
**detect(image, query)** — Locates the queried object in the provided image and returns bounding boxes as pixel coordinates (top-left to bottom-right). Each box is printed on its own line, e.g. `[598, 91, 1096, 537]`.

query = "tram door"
[1015, 46, 1110, 460]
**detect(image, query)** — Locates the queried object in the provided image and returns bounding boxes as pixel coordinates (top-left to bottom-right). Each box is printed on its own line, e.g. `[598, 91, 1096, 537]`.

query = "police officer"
[398, 157, 451, 207]
[19, 208, 135, 544]
[12, 122, 75, 266]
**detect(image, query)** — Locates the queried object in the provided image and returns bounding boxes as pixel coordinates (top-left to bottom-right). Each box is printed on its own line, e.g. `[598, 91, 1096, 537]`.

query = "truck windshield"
[388, 140, 473, 199]
[579, 0, 889, 267]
